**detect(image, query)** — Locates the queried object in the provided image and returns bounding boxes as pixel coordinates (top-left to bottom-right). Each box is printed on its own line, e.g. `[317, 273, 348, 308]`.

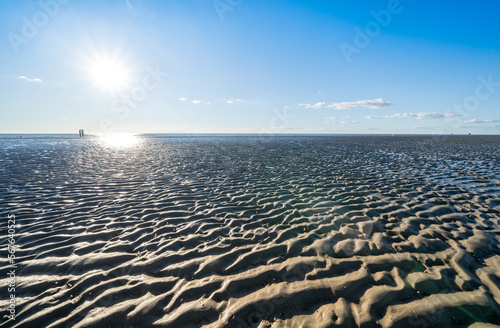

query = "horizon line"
[0, 132, 496, 137]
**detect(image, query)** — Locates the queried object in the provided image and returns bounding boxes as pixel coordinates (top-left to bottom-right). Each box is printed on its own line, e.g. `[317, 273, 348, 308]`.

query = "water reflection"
[100, 133, 140, 149]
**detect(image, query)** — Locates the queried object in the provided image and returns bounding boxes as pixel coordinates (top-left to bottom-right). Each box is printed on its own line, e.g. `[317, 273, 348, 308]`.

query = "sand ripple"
[1, 135, 500, 327]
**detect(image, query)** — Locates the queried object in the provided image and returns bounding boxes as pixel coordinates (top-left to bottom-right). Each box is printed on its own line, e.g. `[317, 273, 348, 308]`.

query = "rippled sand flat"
[1, 135, 500, 327]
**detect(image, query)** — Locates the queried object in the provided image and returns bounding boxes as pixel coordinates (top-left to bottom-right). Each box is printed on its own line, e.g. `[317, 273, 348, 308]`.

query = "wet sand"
[1, 135, 500, 327]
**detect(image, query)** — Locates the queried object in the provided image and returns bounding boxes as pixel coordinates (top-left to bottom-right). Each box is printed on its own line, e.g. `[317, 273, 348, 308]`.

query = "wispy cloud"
[180, 97, 253, 105]
[18, 76, 42, 83]
[463, 118, 499, 124]
[300, 98, 392, 110]
[178, 97, 210, 105]
[384, 112, 460, 119]
[328, 120, 362, 125]
[192, 99, 211, 105]
[462, 125, 500, 131]
[325, 116, 350, 120]
[223, 98, 245, 104]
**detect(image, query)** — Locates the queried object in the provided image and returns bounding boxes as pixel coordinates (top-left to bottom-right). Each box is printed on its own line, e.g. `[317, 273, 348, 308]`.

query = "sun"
[88, 57, 130, 92]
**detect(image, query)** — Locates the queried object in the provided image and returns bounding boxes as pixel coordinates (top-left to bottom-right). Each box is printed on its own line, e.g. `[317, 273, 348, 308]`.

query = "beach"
[1, 135, 500, 327]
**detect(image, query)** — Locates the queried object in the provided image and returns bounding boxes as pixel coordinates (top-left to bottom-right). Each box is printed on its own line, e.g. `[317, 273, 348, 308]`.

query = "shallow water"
[1, 135, 500, 327]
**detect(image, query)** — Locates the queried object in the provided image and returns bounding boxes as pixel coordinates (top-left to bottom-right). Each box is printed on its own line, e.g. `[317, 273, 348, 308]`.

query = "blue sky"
[1, 0, 500, 134]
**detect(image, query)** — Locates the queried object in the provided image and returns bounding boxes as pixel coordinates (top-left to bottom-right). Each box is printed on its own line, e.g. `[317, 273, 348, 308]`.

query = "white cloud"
[463, 118, 499, 123]
[385, 112, 461, 119]
[300, 102, 327, 109]
[19, 76, 42, 83]
[325, 116, 350, 120]
[334, 98, 393, 110]
[300, 98, 392, 110]
[385, 113, 417, 119]
[328, 120, 362, 124]
[178, 97, 210, 104]
[190, 99, 211, 105]
[365, 115, 380, 119]
[224, 98, 245, 104]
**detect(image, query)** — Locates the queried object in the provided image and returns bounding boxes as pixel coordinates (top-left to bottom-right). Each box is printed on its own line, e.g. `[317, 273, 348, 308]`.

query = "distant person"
[82, 129, 84, 137]
[78, 129, 82, 137]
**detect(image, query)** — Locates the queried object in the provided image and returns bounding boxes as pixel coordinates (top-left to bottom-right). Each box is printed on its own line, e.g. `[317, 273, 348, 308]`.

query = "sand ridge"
[1, 135, 499, 327]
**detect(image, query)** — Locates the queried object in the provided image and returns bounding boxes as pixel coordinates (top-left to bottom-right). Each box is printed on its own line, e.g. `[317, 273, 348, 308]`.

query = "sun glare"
[89, 57, 130, 92]
[100, 133, 139, 148]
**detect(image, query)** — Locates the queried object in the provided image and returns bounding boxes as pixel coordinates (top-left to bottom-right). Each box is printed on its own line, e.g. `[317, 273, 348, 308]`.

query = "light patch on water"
[99, 133, 140, 149]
